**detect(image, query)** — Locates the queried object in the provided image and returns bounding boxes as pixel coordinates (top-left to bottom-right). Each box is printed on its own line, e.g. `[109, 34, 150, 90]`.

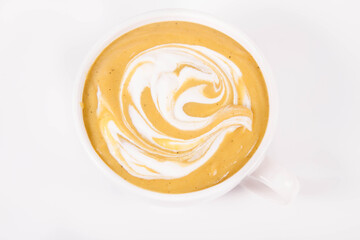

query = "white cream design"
[96, 43, 253, 179]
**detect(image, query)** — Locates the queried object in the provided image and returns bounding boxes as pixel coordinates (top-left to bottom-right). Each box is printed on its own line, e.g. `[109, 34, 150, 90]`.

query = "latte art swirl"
[96, 43, 253, 179]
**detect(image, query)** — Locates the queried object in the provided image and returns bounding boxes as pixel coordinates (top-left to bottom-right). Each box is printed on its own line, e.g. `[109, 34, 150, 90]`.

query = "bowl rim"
[73, 8, 278, 203]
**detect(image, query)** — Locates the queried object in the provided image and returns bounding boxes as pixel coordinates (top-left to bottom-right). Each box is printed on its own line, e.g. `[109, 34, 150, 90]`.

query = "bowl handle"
[243, 157, 300, 204]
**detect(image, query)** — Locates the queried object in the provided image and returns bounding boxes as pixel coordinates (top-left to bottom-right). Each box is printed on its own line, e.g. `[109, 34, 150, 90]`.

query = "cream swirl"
[96, 43, 253, 179]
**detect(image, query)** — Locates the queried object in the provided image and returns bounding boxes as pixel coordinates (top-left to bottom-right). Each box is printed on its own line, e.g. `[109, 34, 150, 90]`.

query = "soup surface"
[82, 21, 269, 193]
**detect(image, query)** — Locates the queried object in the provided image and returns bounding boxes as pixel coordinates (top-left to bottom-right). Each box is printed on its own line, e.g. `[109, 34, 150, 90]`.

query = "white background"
[1, 0, 360, 239]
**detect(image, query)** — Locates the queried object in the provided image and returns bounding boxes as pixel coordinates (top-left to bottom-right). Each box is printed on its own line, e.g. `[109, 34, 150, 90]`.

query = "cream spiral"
[96, 43, 253, 179]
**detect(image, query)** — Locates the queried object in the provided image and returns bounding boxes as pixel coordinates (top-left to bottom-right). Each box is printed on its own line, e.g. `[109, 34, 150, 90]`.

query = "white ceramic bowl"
[74, 9, 297, 204]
